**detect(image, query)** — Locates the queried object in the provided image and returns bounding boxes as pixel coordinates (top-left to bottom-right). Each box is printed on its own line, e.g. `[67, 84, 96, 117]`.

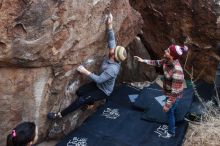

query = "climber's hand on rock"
[77, 65, 91, 76]
[107, 13, 113, 24]
[107, 13, 113, 29]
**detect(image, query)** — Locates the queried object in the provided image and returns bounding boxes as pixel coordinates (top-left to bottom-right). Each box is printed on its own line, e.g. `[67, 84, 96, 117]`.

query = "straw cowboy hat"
[114, 46, 127, 62]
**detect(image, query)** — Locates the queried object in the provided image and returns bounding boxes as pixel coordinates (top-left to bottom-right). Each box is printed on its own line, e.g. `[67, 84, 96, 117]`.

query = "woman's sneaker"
[47, 112, 62, 120]
[161, 131, 175, 139]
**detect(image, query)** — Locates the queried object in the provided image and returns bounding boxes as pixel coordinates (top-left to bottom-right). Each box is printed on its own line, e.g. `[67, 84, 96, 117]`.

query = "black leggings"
[61, 82, 107, 117]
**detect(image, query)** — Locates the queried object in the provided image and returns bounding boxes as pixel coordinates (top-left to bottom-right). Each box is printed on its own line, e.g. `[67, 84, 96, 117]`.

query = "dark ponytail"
[6, 134, 14, 146]
[6, 122, 36, 146]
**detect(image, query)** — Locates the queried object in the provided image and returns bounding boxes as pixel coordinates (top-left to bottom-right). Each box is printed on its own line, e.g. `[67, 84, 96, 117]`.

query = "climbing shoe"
[47, 112, 62, 120]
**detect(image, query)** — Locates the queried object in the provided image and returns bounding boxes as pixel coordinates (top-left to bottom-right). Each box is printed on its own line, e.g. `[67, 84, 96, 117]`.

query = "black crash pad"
[133, 83, 193, 123]
[56, 84, 188, 146]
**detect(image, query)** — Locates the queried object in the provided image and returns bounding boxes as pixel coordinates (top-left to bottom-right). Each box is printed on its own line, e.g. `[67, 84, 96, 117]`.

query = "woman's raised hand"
[134, 56, 144, 62]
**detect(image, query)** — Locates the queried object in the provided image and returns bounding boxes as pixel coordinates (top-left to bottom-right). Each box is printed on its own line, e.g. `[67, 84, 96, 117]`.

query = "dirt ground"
[37, 140, 58, 146]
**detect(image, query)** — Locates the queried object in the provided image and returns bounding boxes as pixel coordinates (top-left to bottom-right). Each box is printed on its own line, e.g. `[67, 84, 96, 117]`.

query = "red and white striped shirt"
[144, 59, 184, 109]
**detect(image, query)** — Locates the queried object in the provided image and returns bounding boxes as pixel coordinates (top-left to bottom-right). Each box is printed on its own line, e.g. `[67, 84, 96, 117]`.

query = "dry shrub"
[184, 101, 220, 146]
[183, 55, 220, 146]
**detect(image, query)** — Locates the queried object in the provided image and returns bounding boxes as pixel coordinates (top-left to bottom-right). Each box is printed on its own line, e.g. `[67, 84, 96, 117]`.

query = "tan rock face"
[0, 0, 142, 144]
[0, 67, 52, 144]
[130, 0, 220, 82]
[0, 0, 142, 67]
